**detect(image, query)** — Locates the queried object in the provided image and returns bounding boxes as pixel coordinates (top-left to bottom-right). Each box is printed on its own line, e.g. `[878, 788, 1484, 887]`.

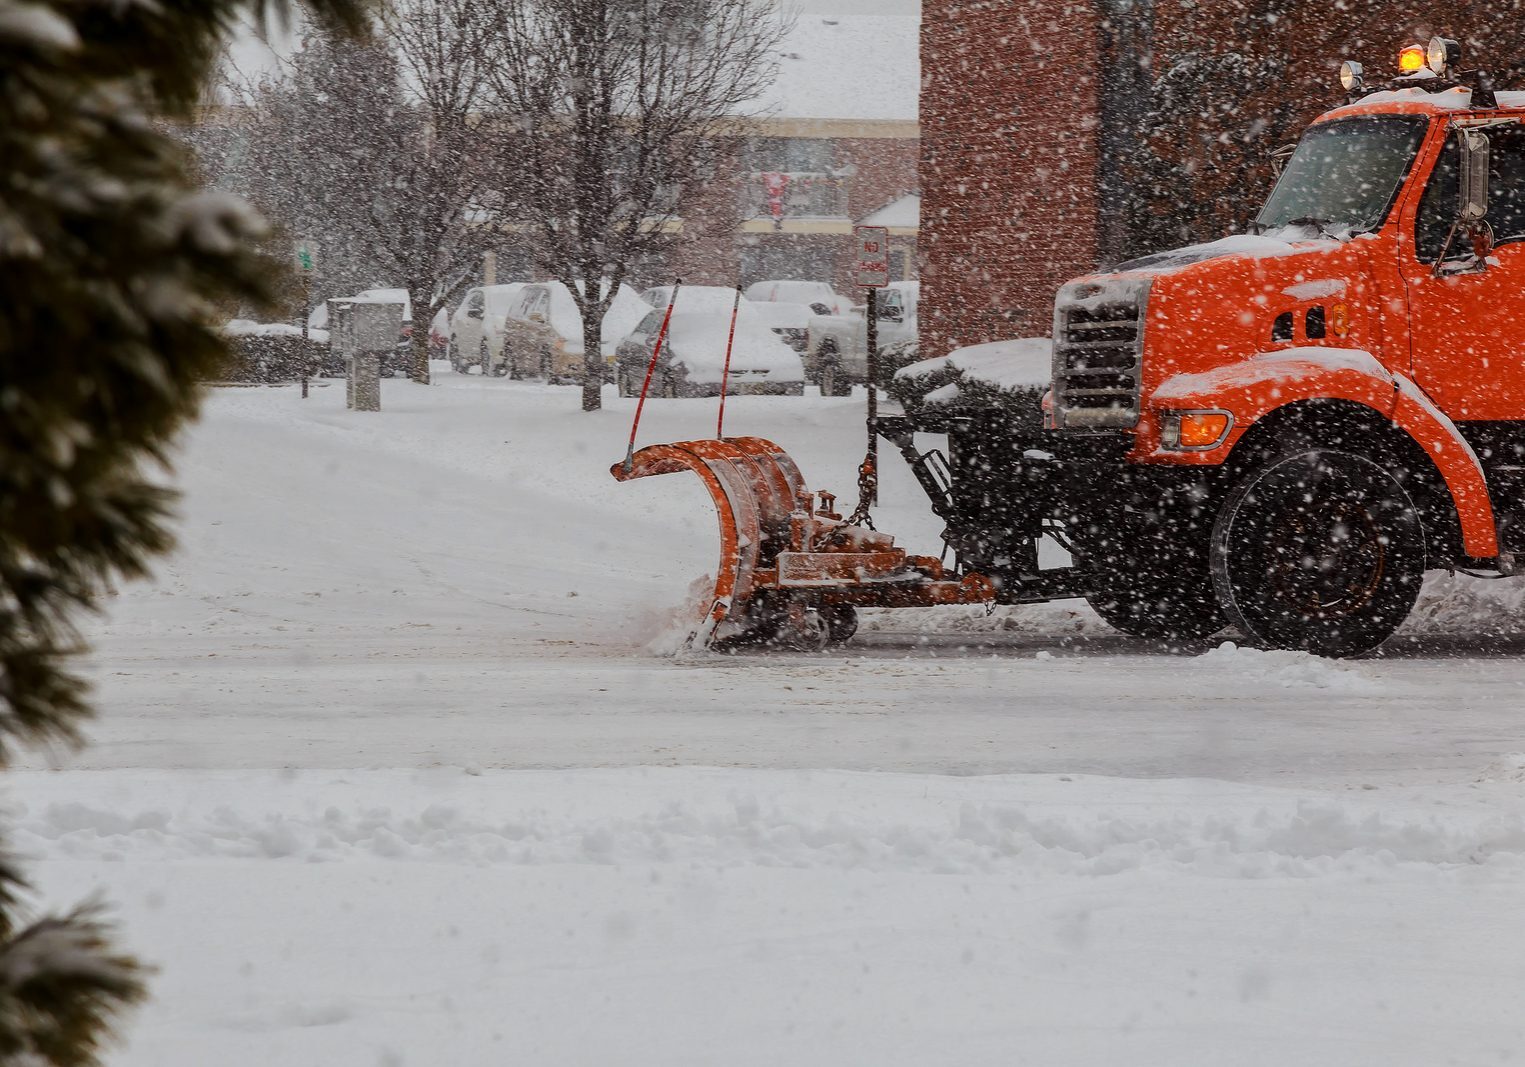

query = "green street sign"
[294, 240, 319, 273]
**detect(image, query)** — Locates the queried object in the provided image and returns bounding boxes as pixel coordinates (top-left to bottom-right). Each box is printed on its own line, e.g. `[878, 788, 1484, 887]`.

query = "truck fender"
[1155, 348, 1498, 558]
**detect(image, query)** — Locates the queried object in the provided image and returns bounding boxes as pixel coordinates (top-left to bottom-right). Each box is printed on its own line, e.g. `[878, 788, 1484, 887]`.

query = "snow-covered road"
[12, 374, 1525, 1065]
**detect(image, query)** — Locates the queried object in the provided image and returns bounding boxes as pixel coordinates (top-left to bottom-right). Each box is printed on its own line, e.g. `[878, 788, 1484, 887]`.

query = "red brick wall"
[919, 0, 1104, 358]
[920, 0, 1525, 359]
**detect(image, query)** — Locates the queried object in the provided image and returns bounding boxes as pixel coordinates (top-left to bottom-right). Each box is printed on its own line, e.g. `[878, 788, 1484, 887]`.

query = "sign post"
[295, 240, 319, 399]
[854, 226, 890, 511]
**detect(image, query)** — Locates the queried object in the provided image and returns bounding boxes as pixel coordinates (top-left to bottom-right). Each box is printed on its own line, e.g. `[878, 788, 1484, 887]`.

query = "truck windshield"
[1254, 116, 1428, 237]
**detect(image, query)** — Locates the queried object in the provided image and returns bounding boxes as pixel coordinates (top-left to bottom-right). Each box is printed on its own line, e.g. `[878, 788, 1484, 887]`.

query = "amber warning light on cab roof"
[1338, 36, 1497, 107]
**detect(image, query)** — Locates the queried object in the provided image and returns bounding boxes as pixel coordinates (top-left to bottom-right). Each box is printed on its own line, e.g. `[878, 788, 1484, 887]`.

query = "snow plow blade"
[612, 437, 994, 650]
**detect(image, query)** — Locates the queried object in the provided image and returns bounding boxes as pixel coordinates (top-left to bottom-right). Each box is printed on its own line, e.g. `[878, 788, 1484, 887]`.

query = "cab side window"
[1487, 127, 1525, 248]
[1415, 134, 1464, 263]
[1416, 126, 1525, 262]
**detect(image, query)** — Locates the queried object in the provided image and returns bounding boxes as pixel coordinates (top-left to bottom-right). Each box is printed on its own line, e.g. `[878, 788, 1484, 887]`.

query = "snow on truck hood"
[1112, 234, 1310, 273]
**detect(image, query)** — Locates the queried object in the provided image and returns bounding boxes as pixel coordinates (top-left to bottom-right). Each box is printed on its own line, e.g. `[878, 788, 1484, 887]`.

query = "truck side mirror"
[1459, 129, 1490, 223]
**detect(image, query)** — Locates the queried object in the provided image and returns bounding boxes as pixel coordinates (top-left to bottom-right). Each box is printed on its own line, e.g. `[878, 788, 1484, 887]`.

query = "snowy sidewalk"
[18, 766, 1525, 1067]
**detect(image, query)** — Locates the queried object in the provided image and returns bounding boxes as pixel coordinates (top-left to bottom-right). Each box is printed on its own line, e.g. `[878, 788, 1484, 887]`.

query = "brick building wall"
[919, 0, 1525, 359]
[919, 0, 1105, 356]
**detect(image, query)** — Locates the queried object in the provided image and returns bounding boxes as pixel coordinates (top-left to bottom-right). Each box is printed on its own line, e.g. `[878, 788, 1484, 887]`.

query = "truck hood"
[1112, 233, 1339, 275]
[1145, 235, 1382, 402]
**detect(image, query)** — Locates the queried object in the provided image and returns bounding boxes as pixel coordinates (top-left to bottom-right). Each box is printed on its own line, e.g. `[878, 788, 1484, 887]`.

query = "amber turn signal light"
[1398, 44, 1426, 74]
[1162, 411, 1232, 451]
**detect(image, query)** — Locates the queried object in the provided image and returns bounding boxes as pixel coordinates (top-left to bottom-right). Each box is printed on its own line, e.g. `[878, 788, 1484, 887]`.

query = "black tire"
[1210, 449, 1425, 657]
[782, 608, 830, 652]
[1080, 500, 1225, 643]
[823, 604, 858, 644]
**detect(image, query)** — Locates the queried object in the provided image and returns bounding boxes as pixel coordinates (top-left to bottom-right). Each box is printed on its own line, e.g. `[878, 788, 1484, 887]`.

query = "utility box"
[329, 298, 400, 412]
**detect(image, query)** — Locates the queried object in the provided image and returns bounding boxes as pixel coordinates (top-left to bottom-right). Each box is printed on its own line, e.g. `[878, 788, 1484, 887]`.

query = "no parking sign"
[855, 226, 889, 288]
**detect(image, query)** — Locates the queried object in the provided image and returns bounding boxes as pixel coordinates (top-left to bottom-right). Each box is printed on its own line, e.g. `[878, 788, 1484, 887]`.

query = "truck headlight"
[1160, 410, 1233, 451]
[1427, 36, 1460, 77]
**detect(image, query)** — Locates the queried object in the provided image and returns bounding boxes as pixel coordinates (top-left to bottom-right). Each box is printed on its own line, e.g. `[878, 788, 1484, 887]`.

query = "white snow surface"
[19, 376, 1525, 1065]
[222, 318, 305, 338]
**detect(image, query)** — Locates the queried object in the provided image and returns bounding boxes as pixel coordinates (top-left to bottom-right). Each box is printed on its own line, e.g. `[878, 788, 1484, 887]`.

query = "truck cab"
[1024, 41, 1525, 654]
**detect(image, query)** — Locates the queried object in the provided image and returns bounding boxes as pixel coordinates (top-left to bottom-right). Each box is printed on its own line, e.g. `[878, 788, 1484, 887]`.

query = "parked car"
[743, 279, 850, 316]
[805, 280, 919, 396]
[614, 286, 805, 397]
[747, 299, 812, 353]
[500, 281, 651, 382]
[449, 283, 529, 375]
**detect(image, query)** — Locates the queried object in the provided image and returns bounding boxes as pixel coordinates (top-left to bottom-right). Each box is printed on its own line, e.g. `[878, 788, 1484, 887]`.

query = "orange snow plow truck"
[616, 38, 1525, 658]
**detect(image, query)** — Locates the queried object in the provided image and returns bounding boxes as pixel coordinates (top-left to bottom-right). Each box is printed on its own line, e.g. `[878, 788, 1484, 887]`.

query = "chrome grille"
[1051, 282, 1148, 430]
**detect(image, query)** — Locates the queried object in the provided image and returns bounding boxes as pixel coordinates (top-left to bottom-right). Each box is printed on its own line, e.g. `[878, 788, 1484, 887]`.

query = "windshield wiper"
[1285, 216, 1339, 239]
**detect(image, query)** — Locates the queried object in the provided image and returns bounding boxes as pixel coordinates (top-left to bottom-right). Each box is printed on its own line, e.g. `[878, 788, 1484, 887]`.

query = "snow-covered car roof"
[638, 285, 747, 316]
[744, 280, 848, 314]
[519, 281, 651, 355]
[748, 301, 813, 330]
[480, 283, 529, 319]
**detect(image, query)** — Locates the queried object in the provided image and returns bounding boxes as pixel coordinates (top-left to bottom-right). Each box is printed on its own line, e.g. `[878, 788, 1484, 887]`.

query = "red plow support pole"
[612, 437, 995, 650]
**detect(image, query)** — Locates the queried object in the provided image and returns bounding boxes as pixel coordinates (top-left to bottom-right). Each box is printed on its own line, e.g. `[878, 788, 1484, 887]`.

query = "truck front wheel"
[1210, 449, 1425, 658]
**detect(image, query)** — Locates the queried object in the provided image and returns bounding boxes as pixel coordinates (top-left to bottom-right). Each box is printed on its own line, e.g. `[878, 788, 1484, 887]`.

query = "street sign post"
[854, 226, 890, 511]
[854, 226, 890, 288]
[296, 241, 320, 398]
[294, 240, 319, 273]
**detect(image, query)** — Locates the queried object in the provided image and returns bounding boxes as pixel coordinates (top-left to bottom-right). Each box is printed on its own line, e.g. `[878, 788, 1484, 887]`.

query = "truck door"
[1402, 122, 1525, 421]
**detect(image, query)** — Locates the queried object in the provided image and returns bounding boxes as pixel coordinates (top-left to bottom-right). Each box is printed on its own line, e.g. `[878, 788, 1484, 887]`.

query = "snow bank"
[14, 767, 1525, 876]
[1194, 641, 1380, 693]
[223, 318, 306, 339]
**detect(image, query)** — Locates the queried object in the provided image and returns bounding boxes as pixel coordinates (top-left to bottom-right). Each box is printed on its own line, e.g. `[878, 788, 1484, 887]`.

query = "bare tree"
[484, 0, 788, 410]
[213, 0, 506, 382]
[385, 0, 506, 381]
